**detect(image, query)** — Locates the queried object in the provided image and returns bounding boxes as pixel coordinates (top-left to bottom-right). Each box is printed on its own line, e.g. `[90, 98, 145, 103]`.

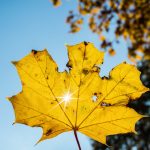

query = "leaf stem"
[74, 129, 81, 150]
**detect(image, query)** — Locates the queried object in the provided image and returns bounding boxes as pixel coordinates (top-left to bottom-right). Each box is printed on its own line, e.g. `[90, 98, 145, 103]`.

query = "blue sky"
[0, 0, 129, 150]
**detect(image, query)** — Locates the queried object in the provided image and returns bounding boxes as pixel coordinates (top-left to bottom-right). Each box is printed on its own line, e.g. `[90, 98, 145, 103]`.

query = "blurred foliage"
[51, 0, 61, 7]
[51, 0, 150, 62]
[92, 60, 150, 150]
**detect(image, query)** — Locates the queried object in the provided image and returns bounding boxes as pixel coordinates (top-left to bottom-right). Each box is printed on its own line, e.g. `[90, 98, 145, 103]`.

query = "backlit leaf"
[8, 42, 149, 146]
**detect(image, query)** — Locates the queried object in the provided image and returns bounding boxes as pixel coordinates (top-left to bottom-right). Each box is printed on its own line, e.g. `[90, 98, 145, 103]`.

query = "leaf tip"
[12, 122, 16, 125]
[31, 49, 38, 55]
[83, 41, 89, 46]
[43, 48, 48, 52]
[133, 130, 138, 135]
[35, 137, 43, 146]
[6, 96, 11, 101]
[65, 44, 71, 48]
[11, 61, 18, 66]
[64, 43, 68, 46]
[34, 142, 38, 147]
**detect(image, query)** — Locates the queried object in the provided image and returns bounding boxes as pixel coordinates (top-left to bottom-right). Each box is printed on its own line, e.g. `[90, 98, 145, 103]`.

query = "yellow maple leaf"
[8, 42, 149, 149]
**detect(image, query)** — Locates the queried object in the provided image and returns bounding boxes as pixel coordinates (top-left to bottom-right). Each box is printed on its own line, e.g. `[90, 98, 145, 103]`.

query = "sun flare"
[63, 92, 72, 102]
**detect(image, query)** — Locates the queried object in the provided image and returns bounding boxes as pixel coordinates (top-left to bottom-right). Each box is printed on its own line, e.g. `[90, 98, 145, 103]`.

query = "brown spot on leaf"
[46, 129, 53, 136]
[85, 57, 88, 60]
[102, 76, 108, 79]
[94, 92, 97, 96]
[82, 69, 89, 75]
[84, 41, 88, 46]
[32, 50, 38, 54]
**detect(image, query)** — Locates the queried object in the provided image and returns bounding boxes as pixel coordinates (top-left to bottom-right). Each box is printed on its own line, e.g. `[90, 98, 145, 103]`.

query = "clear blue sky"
[0, 0, 129, 150]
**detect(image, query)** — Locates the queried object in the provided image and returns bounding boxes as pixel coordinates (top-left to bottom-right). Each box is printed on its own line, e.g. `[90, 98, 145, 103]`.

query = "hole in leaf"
[101, 102, 111, 107]
[92, 95, 97, 102]
[66, 62, 72, 70]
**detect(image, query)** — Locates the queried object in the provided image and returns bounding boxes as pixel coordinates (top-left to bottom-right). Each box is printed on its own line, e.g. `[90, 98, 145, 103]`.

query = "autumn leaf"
[108, 48, 116, 56]
[8, 42, 149, 149]
[50, 0, 61, 7]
